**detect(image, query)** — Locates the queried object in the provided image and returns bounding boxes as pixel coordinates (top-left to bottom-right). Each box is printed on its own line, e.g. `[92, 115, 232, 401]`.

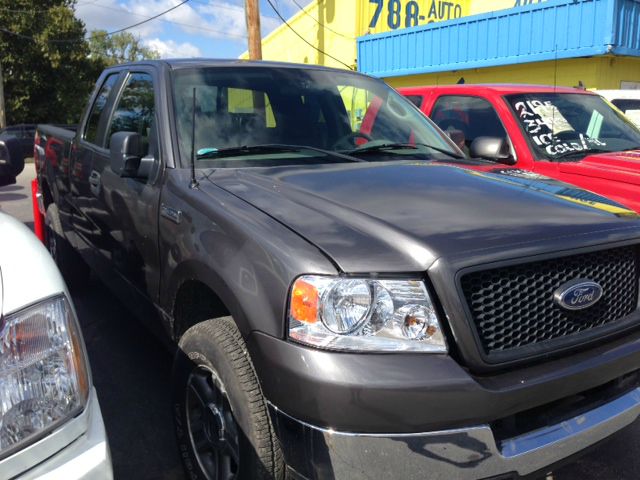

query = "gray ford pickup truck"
[35, 60, 640, 480]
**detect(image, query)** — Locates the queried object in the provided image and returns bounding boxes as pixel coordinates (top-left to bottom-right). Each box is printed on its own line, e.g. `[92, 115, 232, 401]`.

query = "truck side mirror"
[110, 131, 144, 178]
[470, 137, 515, 165]
[0, 137, 23, 187]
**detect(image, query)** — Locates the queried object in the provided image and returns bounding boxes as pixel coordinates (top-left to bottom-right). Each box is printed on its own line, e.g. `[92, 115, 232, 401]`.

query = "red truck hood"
[558, 150, 640, 186]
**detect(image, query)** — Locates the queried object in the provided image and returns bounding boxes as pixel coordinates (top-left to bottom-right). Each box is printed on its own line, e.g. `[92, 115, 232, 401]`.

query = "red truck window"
[506, 93, 640, 160]
[432, 96, 507, 152]
[404, 95, 423, 108]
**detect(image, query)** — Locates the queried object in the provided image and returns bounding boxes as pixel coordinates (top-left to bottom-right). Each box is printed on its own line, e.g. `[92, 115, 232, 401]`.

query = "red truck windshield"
[506, 93, 640, 160]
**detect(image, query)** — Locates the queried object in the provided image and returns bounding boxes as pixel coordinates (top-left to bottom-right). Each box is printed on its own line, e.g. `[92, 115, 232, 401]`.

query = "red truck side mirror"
[469, 136, 515, 165]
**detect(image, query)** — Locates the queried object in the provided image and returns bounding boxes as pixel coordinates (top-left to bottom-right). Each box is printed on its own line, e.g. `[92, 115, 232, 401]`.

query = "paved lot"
[1, 165, 638, 479]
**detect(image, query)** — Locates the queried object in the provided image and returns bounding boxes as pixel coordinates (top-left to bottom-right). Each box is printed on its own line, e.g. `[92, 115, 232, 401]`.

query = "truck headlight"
[0, 295, 89, 457]
[288, 276, 447, 352]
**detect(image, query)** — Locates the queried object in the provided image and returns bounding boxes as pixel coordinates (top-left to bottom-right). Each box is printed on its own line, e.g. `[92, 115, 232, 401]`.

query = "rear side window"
[431, 95, 507, 150]
[404, 95, 423, 108]
[107, 72, 155, 150]
[84, 73, 119, 145]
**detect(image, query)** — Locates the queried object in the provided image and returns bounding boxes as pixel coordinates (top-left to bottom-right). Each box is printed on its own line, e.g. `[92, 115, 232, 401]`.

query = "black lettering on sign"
[368, 0, 465, 30]
[405, 0, 419, 27]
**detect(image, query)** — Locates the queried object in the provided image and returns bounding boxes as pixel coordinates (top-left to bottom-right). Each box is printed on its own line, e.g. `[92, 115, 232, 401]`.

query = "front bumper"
[272, 387, 640, 479]
[1, 388, 113, 480]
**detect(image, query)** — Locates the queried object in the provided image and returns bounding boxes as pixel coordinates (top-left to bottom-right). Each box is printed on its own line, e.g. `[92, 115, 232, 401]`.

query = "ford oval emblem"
[553, 279, 603, 311]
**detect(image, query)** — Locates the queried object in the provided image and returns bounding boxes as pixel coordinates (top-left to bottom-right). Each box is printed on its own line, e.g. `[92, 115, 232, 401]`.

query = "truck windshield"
[505, 93, 640, 160]
[171, 66, 458, 167]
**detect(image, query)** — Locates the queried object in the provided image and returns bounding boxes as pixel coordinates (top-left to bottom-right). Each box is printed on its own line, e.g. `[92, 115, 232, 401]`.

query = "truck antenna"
[190, 87, 199, 190]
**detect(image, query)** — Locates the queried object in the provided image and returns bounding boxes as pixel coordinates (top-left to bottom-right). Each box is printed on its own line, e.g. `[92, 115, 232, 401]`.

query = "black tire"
[173, 317, 285, 480]
[44, 204, 90, 290]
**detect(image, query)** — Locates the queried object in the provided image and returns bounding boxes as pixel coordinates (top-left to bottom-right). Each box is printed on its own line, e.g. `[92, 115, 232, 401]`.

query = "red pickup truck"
[399, 85, 640, 212]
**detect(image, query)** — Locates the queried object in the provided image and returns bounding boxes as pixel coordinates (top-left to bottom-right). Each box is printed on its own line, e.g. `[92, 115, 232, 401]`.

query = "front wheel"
[172, 317, 285, 480]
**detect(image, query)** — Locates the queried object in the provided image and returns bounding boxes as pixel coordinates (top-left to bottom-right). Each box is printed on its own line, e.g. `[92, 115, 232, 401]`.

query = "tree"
[88, 30, 160, 66]
[0, 0, 99, 124]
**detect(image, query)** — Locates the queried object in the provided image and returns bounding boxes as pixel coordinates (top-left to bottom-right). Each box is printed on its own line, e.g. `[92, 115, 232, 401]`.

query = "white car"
[598, 89, 640, 128]
[0, 212, 112, 479]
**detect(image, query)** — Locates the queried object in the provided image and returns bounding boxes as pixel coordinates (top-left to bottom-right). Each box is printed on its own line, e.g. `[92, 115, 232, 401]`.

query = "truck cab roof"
[399, 83, 595, 96]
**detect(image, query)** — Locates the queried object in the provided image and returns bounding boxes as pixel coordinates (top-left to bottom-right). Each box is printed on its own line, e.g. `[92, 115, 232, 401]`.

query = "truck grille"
[460, 245, 639, 359]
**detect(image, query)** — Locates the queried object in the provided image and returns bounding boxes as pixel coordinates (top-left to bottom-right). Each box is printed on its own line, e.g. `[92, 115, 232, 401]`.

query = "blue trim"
[357, 0, 640, 77]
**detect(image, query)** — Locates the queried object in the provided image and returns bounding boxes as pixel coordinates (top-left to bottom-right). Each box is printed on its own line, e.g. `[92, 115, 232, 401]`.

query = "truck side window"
[107, 73, 155, 152]
[431, 96, 507, 151]
[84, 74, 119, 145]
[404, 95, 424, 108]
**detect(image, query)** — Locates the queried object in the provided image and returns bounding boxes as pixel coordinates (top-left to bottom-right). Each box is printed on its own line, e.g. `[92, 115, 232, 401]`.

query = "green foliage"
[88, 30, 160, 66]
[0, 0, 99, 124]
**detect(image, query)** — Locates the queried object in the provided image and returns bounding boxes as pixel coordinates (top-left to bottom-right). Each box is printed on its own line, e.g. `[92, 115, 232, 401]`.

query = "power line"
[264, 0, 353, 69]
[104, 0, 191, 36]
[0, 0, 192, 44]
[77, 2, 246, 39]
[186, 0, 278, 20]
[290, 0, 354, 39]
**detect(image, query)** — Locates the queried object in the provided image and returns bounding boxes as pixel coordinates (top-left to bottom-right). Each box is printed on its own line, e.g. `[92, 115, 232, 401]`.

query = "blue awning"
[357, 0, 640, 77]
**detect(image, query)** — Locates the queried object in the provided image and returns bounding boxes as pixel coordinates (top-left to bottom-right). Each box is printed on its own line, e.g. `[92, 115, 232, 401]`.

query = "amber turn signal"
[290, 278, 319, 324]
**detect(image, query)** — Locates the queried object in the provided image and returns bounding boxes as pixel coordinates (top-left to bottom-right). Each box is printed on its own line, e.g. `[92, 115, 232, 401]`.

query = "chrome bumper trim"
[270, 386, 640, 479]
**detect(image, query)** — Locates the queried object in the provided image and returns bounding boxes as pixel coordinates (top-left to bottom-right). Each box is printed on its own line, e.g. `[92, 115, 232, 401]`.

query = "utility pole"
[245, 0, 262, 60]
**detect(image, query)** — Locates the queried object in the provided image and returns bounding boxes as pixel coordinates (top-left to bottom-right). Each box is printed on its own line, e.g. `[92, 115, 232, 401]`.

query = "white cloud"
[73, 0, 293, 60]
[144, 38, 202, 58]
[75, 0, 280, 42]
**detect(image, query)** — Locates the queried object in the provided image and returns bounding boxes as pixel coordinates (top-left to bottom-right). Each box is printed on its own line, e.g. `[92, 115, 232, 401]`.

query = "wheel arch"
[166, 260, 252, 342]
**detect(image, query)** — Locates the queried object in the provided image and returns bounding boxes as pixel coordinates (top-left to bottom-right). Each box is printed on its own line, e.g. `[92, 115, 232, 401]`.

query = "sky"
[74, 0, 301, 59]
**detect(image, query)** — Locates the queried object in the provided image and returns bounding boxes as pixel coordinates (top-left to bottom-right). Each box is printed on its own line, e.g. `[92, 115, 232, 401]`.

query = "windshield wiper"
[344, 142, 464, 160]
[197, 144, 365, 162]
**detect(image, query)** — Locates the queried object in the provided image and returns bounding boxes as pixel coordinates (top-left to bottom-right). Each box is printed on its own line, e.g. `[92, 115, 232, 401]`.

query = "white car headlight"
[0, 295, 90, 457]
[288, 276, 447, 352]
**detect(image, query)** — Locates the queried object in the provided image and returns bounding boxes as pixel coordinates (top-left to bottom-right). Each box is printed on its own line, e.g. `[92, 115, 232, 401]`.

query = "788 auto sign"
[365, 0, 468, 32]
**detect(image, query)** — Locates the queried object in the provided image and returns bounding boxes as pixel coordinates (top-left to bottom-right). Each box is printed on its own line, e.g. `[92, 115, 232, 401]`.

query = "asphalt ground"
[1, 164, 638, 479]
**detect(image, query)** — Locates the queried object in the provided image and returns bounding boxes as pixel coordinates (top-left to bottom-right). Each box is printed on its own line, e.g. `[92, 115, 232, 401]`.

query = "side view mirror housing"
[0, 137, 24, 187]
[469, 136, 515, 165]
[110, 131, 144, 177]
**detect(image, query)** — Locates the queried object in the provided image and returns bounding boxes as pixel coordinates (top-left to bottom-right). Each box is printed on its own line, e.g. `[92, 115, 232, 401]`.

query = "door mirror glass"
[110, 131, 143, 177]
[470, 136, 515, 165]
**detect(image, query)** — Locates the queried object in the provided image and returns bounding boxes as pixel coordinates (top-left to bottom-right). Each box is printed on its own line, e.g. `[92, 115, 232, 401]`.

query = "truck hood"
[205, 161, 640, 273]
[558, 149, 640, 186]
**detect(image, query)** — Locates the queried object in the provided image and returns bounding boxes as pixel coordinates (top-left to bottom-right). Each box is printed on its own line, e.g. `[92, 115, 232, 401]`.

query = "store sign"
[364, 0, 470, 33]
[361, 0, 548, 34]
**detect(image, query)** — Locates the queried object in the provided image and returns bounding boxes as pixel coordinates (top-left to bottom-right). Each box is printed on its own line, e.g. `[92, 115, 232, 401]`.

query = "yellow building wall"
[247, 0, 553, 71]
[383, 56, 640, 90]
[242, 1, 358, 70]
[247, 1, 637, 91]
